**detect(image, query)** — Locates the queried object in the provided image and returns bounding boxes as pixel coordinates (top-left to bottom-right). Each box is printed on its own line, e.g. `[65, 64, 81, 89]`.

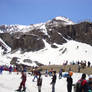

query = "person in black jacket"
[67, 73, 73, 92]
[50, 71, 57, 92]
[87, 75, 92, 92]
[37, 73, 42, 92]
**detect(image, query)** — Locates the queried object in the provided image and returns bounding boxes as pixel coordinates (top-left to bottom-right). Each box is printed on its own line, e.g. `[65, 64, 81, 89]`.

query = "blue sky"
[0, 0, 92, 25]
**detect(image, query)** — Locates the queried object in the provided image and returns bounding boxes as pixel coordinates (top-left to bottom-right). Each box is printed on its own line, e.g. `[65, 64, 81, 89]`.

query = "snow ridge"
[0, 16, 75, 34]
[0, 38, 11, 52]
[55, 16, 75, 25]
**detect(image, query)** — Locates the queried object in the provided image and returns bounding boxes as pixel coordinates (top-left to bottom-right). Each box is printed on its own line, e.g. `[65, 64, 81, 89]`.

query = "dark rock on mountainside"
[46, 21, 92, 45]
[65, 22, 92, 45]
[19, 34, 45, 51]
[0, 18, 92, 52]
[0, 33, 15, 48]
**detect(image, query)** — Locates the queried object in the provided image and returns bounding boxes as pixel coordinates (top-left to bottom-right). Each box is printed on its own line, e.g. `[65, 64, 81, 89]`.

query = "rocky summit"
[0, 16, 92, 52]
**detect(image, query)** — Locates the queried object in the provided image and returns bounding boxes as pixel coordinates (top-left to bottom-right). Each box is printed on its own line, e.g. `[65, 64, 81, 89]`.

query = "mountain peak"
[54, 16, 75, 25]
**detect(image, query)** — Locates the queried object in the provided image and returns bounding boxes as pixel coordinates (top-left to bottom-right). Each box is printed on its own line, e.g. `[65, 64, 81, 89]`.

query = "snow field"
[0, 71, 87, 92]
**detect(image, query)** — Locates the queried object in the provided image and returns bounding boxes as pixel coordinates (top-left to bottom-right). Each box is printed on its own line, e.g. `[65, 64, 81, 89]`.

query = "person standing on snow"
[78, 65, 81, 73]
[59, 68, 62, 79]
[67, 71, 73, 92]
[9, 65, 13, 74]
[88, 61, 91, 67]
[16, 71, 27, 91]
[75, 73, 87, 92]
[45, 69, 48, 77]
[87, 75, 92, 92]
[37, 73, 42, 92]
[50, 71, 57, 92]
[0, 65, 4, 74]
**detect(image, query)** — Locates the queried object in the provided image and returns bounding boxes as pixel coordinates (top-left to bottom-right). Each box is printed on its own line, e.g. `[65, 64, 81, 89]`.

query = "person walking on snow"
[59, 68, 62, 79]
[67, 71, 73, 92]
[16, 71, 27, 91]
[32, 70, 39, 82]
[37, 73, 42, 92]
[50, 71, 57, 92]
[9, 65, 13, 74]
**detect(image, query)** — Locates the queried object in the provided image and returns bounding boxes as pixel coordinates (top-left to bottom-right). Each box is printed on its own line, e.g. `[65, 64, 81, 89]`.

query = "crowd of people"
[0, 64, 28, 74]
[0, 65, 17, 74]
[0, 64, 92, 92]
[63, 60, 91, 68]
[74, 73, 92, 92]
[63, 60, 91, 73]
[15, 68, 92, 92]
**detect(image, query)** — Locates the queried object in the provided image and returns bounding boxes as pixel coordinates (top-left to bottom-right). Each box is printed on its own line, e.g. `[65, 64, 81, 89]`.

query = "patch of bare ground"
[38, 65, 92, 75]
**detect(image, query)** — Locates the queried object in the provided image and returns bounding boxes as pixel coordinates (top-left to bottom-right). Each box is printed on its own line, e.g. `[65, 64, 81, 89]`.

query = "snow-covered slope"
[0, 71, 88, 92]
[12, 40, 92, 65]
[0, 38, 11, 52]
[0, 39, 92, 66]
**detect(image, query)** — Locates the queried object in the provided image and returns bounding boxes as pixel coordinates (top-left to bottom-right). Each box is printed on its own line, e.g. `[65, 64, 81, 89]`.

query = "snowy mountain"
[0, 24, 32, 33]
[49, 16, 75, 26]
[55, 16, 75, 25]
[0, 16, 74, 33]
[0, 16, 92, 66]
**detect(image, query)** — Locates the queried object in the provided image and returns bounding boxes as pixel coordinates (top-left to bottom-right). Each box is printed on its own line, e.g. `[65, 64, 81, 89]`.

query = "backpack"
[87, 81, 92, 92]
[74, 79, 83, 92]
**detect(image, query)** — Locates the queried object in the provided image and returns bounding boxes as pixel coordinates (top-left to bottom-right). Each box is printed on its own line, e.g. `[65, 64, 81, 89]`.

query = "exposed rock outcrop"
[0, 17, 92, 52]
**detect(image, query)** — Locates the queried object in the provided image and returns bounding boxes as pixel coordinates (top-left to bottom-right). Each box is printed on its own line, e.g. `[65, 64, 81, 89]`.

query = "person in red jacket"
[75, 73, 87, 92]
[16, 71, 27, 91]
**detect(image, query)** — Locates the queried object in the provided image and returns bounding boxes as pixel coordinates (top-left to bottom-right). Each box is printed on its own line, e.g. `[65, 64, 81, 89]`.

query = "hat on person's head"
[89, 75, 92, 79]
[69, 71, 73, 76]
[53, 71, 56, 74]
[82, 73, 86, 79]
